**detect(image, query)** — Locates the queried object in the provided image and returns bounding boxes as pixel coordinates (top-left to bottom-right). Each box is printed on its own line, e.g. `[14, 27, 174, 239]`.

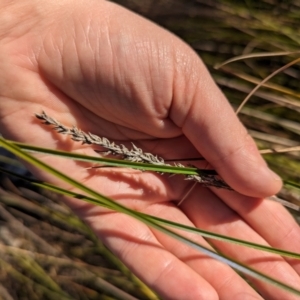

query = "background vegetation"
[1, 0, 300, 299]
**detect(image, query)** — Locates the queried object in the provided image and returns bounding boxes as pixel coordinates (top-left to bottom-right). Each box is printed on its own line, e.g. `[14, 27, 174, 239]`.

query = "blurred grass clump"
[1, 0, 300, 299]
[0, 152, 158, 300]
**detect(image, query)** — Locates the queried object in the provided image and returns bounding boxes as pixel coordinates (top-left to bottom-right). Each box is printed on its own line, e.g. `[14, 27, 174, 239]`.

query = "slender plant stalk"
[2, 166, 300, 260]
[35, 111, 231, 189]
[35, 112, 166, 165]
[214, 50, 300, 69]
[7, 138, 300, 210]
[235, 57, 300, 114]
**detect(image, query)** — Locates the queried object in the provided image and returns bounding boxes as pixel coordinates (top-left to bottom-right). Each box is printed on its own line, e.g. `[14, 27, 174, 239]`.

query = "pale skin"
[1, 0, 300, 299]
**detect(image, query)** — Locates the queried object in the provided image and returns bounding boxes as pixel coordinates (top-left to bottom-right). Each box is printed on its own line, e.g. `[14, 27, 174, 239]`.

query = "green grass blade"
[0, 257, 73, 300]
[10, 140, 209, 176]
[1, 137, 300, 296]
[2, 166, 300, 260]
[285, 181, 300, 190]
[139, 214, 300, 297]
[143, 213, 300, 259]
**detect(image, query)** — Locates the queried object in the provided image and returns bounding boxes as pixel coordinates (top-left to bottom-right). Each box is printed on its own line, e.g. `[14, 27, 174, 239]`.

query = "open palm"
[1, 1, 300, 299]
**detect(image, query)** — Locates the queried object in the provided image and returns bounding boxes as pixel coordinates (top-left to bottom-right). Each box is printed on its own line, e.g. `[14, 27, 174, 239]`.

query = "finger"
[26, 162, 262, 300]
[142, 202, 263, 300]
[169, 57, 282, 197]
[72, 208, 218, 300]
[212, 188, 300, 274]
[180, 187, 300, 300]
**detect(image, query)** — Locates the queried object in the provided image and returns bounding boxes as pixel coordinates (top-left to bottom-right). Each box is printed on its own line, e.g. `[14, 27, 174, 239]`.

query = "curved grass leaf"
[1, 137, 300, 296]
[10, 140, 207, 176]
[214, 50, 300, 69]
[220, 68, 300, 99]
[8, 140, 299, 210]
[1, 167, 300, 260]
[235, 57, 300, 114]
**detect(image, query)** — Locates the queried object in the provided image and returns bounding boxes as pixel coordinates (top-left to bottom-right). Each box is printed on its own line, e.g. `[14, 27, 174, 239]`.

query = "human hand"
[1, 0, 300, 299]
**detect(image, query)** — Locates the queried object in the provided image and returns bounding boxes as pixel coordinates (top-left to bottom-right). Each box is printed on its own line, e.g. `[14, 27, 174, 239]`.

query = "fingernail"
[268, 168, 282, 181]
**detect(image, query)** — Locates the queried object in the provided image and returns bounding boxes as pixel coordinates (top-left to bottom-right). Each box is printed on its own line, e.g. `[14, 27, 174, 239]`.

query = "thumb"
[172, 63, 282, 198]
